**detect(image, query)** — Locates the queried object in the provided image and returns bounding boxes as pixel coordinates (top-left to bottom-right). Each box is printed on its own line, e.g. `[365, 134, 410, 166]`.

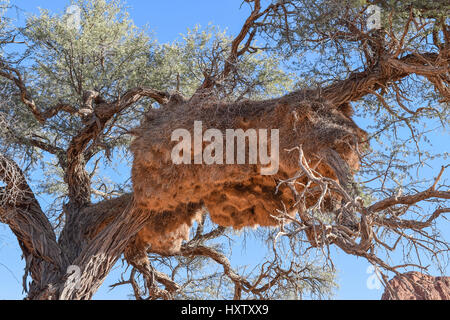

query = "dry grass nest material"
[129, 94, 367, 254]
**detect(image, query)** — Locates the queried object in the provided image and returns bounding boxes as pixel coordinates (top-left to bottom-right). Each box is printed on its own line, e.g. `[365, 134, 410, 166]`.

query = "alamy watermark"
[366, 264, 382, 290]
[171, 121, 280, 175]
[65, 5, 81, 30]
[367, 5, 381, 31]
[65, 265, 82, 290]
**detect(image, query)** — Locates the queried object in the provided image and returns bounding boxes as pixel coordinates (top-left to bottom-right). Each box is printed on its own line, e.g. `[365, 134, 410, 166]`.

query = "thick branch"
[58, 201, 150, 300]
[320, 52, 448, 106]
[0, 153, 63, 297]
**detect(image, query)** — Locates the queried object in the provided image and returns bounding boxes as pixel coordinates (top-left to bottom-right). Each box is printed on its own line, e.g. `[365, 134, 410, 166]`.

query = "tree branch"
[0, 60, 77, 124]
[320, 51, 449, 107]
[368, 166, 449, 213]
[0, 153, 63, 297]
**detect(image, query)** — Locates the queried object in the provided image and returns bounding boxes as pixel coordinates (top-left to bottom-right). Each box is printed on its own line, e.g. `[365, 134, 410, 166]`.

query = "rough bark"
[0, 154, 64, 298]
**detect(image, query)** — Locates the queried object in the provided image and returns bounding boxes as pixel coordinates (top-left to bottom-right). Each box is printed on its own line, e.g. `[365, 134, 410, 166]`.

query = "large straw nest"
[129, 93, 366, 253]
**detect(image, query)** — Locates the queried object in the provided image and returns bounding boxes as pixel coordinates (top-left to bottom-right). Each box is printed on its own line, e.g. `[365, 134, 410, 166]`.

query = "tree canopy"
[0, 0, 448, 300]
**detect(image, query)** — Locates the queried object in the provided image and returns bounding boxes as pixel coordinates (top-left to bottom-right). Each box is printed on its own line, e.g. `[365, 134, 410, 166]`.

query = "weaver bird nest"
[130, 92, 367, 254]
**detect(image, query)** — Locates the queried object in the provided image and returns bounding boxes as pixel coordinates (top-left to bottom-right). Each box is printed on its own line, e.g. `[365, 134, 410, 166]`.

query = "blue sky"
[0, 0, 448, 300]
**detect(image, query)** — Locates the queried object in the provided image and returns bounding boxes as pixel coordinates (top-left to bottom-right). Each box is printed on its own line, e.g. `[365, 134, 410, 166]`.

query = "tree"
[0, 0, 448, 300]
